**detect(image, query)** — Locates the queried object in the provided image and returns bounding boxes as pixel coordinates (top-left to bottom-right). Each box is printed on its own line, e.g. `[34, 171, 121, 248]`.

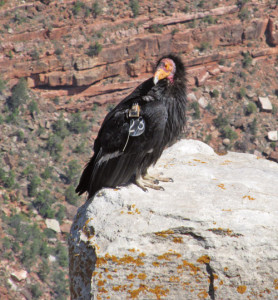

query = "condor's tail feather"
[75, 155, 96, 197]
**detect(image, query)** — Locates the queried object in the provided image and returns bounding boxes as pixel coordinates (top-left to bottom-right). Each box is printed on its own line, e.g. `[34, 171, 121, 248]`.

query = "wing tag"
[129, 117, 145, 137]
[128, 103, 140, 118]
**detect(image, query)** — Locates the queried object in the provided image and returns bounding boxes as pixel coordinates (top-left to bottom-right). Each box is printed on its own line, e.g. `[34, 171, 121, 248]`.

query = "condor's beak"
[153, 68, 171, 85]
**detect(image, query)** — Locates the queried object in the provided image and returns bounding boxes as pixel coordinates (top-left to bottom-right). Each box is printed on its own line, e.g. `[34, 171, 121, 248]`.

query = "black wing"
[76, 94, 167, 199]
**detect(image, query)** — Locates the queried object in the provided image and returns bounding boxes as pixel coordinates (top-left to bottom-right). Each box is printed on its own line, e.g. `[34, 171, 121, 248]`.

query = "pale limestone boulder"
[268, 131, 278, 142]
[69, 140, 278, 300]
[258, 96, 273, 111]
[45, 218, 61, 233]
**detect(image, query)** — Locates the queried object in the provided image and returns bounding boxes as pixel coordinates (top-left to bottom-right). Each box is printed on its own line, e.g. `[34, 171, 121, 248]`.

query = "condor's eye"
[164, 62, 170, 71]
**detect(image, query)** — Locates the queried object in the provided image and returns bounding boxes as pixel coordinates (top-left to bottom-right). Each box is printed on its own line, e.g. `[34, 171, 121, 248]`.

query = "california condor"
[76, 54, 187, 199]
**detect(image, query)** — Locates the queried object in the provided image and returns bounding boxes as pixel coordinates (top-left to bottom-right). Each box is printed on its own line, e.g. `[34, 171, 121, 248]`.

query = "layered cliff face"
[1, 0, 278, 157]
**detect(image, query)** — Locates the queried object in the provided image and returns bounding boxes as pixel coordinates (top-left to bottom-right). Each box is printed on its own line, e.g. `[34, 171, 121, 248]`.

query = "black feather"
[75, 54, 187, 199]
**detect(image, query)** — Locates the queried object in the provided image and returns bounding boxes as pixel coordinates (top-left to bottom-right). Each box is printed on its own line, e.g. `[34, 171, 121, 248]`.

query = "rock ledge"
[69, 139, 278, 299]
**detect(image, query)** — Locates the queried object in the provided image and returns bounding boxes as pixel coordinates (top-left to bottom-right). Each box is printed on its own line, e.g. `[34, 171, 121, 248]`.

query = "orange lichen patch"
[173, 237, 183, 243]
[237, 285, 247, 294]
[177, 265, 183, 274]
[97, 280, 106, 287]
[128, 248, 136, 253]
[92, 271, 98, 277]
[112, 285, 127, 292]
[107, 274, 113, 280]
[183, 260, 200, 275]
[98, 273, 102, 279]
[208, 227, 241, 237]
[120, 211, 124, 214]
[149, 286, 170, 298]
[169, 276, 180, 282]
[154, 229, 174, 238]
[96, 257, 107, 267]
[112, 286, 121, 292]
[139, 252, 146, 257]
[213, 274, 219, 280]
[98, 253, 144, 267]
[85, 217, 94, 226]
[127, 273, 136, 280]
[157, 251, 181, 261]
[138, 273, 147, 280]
[128, 284, 147, 299]
[217, 183, 226, 190]
[135, 208, 141, 214]
[120, 255, 144, 266]
[274, 279, 278, 289]
[197, 290, 209, 298]
[152, 261, 160, 267]
[219, 280, 223, 285]
[193, 159, 207, 164]
[243, 195, 255, 200]
[98, 287, 108, 293]
[222, 209, 232, 212]
[197, 255, 211, 264]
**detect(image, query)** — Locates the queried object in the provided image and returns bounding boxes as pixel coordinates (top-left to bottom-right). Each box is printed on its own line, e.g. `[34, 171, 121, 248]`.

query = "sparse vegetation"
[190, 101, 200, 119]
[7, 78, 29, 112]
[130, 0, 139, 18]
[87, 42, 102, 57]
[213, 113, 229, 128]
[242, 52, 252, 68]
[246, 102, 257, 115]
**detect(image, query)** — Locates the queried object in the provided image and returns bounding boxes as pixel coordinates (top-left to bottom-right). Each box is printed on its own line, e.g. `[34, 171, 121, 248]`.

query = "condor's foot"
[143, 173, 173, 183]
[135, 176, 164, 192]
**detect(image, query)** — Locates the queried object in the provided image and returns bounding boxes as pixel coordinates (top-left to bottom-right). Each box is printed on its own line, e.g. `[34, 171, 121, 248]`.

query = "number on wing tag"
[129, 117, 145, 137]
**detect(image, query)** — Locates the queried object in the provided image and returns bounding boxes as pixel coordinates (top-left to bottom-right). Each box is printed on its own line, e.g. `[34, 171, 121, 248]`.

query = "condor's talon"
[135, 176, 164, 192]
[143, 173, 173, 183]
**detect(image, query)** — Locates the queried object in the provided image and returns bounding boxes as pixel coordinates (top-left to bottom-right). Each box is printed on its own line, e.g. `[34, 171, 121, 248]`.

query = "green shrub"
[46, 134, 63, 159]
[211, 89, 219, 98]
[92, 2, 102, 17]
[149, 24, 163, 33]
[55, 204, 66, 222]
[68, 112, 88, 134]
[55, 243, 68, 267]
[0, 77, 6, 94]
[52, 270, 70, 299]
[29, 284, 42, 299]
[249, 118, 257, 135]
[238, 7, 250, 21]
[41, 166, 53, 180]
[197, 42, 210, 52]
[237, 87, 246, 99]
[37, 258, 50, 281]
[190, 101, 200, 119]
[28, 175, 41, 197]
[64, 160, 80, 184]
[87, 42, 102, 57]
[7, 78, 29, 112]
[52, 114, 69, 139]
[33, 189, 55, 218]
[3, 170, 16, 189]
[65, 185, 79, 205]
[222, 126, 238, 141]
[246, 102, 257, 115]
[242, 52, 252, 68]
[130, 0, 139, 18]
[72, 1, 85, 15]
[213, 113, 229, 128]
